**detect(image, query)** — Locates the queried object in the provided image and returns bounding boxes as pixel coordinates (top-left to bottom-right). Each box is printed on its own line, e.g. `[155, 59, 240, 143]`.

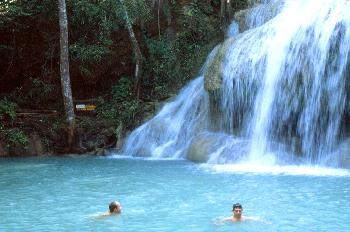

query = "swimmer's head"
[109, 201, 122, 214]
[232, 203, 243, 217]
[232, 203, 242, 211]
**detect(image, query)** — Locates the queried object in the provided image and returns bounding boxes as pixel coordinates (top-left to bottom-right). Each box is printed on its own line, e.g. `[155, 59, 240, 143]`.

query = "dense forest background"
[0, 0, 247, 156]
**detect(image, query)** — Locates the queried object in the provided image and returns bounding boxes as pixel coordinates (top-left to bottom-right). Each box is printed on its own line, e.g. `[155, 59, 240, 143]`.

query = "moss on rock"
[204, 37, 236, 92]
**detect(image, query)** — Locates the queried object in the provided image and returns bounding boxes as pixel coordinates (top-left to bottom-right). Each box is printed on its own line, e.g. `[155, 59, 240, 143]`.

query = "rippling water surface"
[1, 156, 350, 231]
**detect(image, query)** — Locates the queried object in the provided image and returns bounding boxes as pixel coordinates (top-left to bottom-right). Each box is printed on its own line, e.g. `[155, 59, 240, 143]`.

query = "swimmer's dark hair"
[232, 203, 243, 211]
[109, 201, 119, 213]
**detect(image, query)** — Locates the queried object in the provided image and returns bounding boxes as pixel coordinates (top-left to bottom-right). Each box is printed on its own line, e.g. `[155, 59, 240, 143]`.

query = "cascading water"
[121, 47, 218, 158]
[122, 0, 350, 168]
[247, 0, 350, 166]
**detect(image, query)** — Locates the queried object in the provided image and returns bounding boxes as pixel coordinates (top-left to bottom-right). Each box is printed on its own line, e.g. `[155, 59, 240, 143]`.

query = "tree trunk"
[158, 0, 162, 39]
[119, 0, 143, 99]
[220, 0, 226, 19]
[58, 0, 75, 151]
[226, 0, 232, 21]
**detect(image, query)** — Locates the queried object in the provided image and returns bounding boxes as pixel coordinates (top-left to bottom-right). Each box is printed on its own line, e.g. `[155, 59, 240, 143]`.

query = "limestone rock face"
[187, 133, 220, 163]
[186, 132, 250, 163]
[247, 0, 263, 7]
[234, 0, 284, 33]
[204, 37, 236, 92]
[204, 1, 285, 92]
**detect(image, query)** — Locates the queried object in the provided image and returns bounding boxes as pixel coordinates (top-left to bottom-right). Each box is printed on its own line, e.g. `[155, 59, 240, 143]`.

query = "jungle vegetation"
[0, 0, 247, 155]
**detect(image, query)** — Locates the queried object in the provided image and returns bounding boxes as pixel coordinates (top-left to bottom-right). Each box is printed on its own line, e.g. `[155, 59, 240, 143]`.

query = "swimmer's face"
[114, 202, 122, 213]
[233, 207, 242, 217]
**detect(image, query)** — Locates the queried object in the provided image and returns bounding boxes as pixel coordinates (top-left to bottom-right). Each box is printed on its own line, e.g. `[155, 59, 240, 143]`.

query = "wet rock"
[0, 141, 9, 157]
[247, 0, 263, 7]
[75, 127, 87, 153]
[187, 132, 250, 163]
[187, 133, 219, 163]
[10, 143, 29, 156]
[28, 132, 45, 156]
[234, 0, 284, 33]
[338, 138, 350, 168]
[204, 37, 236, 92]
[80, 123, 118, 152]
[95, 148, 105, 156]
[208, 90, 222, 132]
[115, 122, 123, 150]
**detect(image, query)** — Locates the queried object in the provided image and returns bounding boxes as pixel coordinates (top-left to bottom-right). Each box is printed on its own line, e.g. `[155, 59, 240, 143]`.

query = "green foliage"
[111, 76, 133, 100]
[115, 0, 153, 25]
[2, 128, 29, 146]
[68, 0, 119, 81]
[96, 77, 141, 129]
[143, 1, 222, 98]
[0, 0, 56, 27]
[67, 0, 152, 83]
[0, 99, 16, 121]
[10, 78, 55, 108]
[1, 0, 234, 152]
[70, 41, 110, 78]
[1, 0, 41, 17]
[0, 99, 28, 146]
[70, 0, 119, 37]
[180, 2, 221, 42]
[70, 42, 110, 63]
[145, 38, 178, 96]
[28, 78, 54, 103]
[97, 99, 140, 125]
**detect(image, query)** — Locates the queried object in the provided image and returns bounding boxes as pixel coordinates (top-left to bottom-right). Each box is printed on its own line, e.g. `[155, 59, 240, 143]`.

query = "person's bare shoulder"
[94, 212, 111, 219]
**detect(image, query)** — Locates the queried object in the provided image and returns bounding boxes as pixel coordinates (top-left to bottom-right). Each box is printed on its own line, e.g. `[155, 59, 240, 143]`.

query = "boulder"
[187, 133, 220, 163]
[28, 132, 45, 156]
[204, 37, 236, 92]
[186, 132, 250, 163]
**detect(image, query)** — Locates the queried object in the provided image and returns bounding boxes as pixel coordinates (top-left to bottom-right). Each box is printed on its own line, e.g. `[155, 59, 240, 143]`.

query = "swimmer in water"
[222, 203, 248, 222]
[216, 203, 269, 224]
[96, 201, 122, 218]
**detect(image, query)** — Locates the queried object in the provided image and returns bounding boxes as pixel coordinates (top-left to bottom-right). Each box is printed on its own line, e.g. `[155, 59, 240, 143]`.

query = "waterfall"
[122, 0, 350, 168]
[122, 47, 218, 158]
[247, 0, 350, 165]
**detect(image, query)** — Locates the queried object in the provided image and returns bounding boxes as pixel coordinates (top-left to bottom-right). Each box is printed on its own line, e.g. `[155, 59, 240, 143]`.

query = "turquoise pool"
[1, 156, 349, 231]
